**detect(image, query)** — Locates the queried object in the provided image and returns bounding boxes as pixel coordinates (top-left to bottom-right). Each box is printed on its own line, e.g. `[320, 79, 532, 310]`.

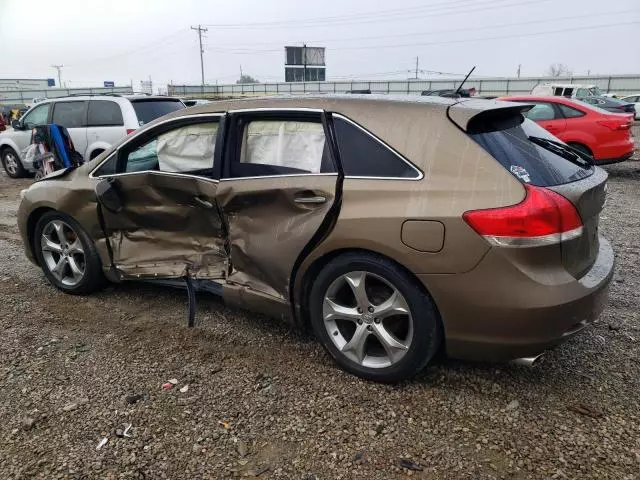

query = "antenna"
[455, 66, 476, 94]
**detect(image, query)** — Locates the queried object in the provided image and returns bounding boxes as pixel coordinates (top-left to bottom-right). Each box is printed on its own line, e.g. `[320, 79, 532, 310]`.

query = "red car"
[500, 95, 634, 164]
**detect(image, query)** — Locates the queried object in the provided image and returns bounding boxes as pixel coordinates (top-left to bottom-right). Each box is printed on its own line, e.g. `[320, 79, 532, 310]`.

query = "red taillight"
[596, 118, 631, 131]
[126, 128, 136, 135]
[463, 185, 583, 247]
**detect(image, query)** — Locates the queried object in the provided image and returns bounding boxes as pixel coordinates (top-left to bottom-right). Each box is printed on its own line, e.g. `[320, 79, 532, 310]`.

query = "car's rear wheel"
[1, 147, 27, 178]
[309, 252, 441, 383]
[34, 211, 105, 294]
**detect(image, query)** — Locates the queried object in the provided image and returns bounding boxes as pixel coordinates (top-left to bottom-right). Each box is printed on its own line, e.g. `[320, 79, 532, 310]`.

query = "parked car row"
[500, 95, 635, 164]
[531, 82, 638, 116]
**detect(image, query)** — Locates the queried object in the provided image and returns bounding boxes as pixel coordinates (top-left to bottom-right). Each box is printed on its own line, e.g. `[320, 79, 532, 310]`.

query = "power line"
[202, 19, 640, 55]
[204, 0, 489, 27]
[191, 25, 208, 86]
[204, 8, 636, 49]
[66, 29, 189, 67]
[203, 0, 543, 29]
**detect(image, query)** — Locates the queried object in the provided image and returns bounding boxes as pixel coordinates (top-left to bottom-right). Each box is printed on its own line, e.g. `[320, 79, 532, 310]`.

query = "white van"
[0, 95, 185, 178]
[530, 83, 603, 98]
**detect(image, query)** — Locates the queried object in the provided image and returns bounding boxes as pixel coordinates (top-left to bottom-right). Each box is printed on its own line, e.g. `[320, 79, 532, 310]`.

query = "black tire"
[567, 143, 593, 159]
[89, 149, 104, 160]
[33, 211, 105, 295]
[309, 252, 442, 383]
[1, 147, 28, 178]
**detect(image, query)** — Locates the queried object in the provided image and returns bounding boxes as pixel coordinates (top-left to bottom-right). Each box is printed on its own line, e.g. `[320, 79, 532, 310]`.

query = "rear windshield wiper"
[528, 136, 593, 169]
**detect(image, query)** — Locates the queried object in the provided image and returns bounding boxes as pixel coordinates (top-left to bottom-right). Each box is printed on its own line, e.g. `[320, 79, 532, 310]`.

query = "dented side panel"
[216, 175, 338, 300]
[100, 172, 226, 279]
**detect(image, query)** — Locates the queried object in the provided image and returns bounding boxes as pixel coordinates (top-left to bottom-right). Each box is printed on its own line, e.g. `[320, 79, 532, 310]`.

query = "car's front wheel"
[1, 147, 27, 178]
[33, 211, 105, 294]
[309, 252, 442, 383]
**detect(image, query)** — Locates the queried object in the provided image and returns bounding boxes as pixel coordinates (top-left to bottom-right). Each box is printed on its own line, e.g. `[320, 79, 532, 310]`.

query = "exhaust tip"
[511, 353, 544, 367]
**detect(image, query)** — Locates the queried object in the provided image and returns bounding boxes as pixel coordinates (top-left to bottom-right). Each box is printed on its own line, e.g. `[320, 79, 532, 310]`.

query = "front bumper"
[420, 236, 614, 361]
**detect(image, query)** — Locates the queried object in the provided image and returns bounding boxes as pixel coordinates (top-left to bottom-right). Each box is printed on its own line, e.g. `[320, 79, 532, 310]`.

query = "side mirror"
[95, 177, 125, 214]
[11, 120, 22, 130]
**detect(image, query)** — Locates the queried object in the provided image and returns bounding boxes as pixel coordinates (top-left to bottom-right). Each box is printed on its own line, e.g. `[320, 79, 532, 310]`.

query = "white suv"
[0, 95, 185, 178]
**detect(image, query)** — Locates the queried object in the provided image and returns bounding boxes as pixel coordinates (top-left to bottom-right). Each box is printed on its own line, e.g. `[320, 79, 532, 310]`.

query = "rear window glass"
[470, 118, 593, 187]
[131, 100, 184, 126]
[333, 116, 421, 178]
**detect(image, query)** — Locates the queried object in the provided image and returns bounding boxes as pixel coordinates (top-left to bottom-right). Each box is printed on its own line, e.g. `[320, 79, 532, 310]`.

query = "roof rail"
[57, 93, 123, 98]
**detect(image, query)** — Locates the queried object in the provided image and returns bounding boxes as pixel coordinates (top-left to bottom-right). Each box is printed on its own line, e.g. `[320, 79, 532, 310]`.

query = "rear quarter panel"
[296, 105, 524, 297]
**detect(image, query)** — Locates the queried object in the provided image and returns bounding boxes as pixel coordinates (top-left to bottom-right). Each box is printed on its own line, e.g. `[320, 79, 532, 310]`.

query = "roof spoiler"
[447, 99, 533, 132]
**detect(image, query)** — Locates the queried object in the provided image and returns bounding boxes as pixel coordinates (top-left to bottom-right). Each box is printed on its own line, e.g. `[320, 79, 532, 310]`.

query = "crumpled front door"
[97, 171, 226, 280]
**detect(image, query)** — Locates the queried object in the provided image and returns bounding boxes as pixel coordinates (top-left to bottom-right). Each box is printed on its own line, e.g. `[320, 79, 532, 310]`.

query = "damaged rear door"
[216, 109, 339, 301]
[93, 114, 227, 280]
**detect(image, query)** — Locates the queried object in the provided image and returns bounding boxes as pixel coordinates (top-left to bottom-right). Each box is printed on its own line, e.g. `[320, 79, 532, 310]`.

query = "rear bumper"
[420, 236, 614, 361]
[593, 137, 634, 163]
[595, 150, 634, 165]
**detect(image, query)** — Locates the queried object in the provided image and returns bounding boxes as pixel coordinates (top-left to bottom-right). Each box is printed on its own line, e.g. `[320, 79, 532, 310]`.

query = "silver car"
[0, 95, 185, 178]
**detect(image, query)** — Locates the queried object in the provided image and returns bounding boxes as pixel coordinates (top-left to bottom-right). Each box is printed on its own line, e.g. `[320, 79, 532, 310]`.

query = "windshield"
[588, 86, 603, 96]
[131, 100, 185, 126]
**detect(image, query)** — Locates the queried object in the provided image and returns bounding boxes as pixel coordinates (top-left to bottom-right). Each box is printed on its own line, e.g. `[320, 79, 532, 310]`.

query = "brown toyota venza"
[17, 95, 613, 382]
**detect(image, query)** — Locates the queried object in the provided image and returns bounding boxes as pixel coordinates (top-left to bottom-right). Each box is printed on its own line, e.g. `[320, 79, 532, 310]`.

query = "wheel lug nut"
[357, 319, 363, 325]
[368, 306, 374, 313]
[366, 325, 373, 331]
[374, 318, 380, 324]
[357, 307, 363, 313]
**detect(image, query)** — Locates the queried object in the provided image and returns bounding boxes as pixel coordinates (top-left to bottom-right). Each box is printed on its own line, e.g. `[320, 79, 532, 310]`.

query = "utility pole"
[303, 43, 307, 82]
[51, 65, 63, 87]
[517, 64, 521, 79]
[191, 25, 208, 86]
[240, 64, 243, 80]
[415, 57, 419, 80]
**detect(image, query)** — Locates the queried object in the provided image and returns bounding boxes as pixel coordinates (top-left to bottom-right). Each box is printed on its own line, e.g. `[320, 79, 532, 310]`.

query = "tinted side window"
[558, 104, 586, 118]
[333, 116, 421, 179]
[88, 101, 124, 126]
[52, 101, 86, 128]
[524, 103, 556, 121]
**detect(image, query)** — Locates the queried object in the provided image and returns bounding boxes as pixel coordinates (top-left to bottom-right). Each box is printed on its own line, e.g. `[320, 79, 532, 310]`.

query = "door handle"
[193, 196, 214, 209]
[294, 195, 327, 205]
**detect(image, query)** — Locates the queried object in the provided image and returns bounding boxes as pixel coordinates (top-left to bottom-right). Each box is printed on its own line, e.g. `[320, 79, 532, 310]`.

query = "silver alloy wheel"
[3, 151, 18, 176]
[40, 220, 86, 287]
[323, 271, 413, 368]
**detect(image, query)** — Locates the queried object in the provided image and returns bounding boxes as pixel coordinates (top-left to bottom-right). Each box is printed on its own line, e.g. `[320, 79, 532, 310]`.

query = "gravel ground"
[0, 161, 639, 480]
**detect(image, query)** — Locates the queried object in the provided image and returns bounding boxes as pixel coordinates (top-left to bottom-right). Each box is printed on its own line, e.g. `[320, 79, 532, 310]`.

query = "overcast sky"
[1, 0, 639, 90]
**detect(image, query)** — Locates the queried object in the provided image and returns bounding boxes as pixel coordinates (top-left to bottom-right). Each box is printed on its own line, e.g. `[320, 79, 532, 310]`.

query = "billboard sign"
[285, 46, 325, 66]
[103, 81, 115, 88]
